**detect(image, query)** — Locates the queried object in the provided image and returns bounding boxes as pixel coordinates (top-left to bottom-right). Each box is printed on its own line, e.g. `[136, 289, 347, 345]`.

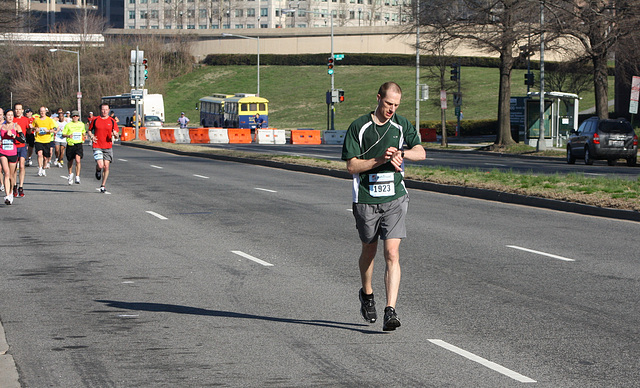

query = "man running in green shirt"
[341, 82, 426, 331]
[62, 110, 86, 185]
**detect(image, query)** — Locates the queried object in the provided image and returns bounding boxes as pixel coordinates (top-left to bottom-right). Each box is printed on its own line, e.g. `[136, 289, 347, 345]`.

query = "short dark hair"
[377, 82, 402, 99]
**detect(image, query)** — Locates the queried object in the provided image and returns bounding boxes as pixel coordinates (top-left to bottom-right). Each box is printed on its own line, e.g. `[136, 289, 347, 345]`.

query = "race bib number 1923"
[368, 172, 395, 197]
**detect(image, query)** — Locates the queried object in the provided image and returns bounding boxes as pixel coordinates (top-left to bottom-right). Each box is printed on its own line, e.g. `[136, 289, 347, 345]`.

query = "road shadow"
[96, 299, 383, 334]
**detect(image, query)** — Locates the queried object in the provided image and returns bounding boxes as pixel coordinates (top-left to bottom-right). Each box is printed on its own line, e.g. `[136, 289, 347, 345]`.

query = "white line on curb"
[428, 339, 537, 383]
[507, 245, 575, 262]
[146, 211, 168, 220]
[231, 251, 274, 267]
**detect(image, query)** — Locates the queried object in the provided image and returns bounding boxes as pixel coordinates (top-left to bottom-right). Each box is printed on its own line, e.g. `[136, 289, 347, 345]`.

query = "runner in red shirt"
[88, 103, 119, 193]
[12, 103, 31, 198]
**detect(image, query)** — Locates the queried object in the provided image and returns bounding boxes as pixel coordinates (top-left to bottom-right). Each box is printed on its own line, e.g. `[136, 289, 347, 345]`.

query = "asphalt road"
[1, 144, 639, 387]
[202, 142, 640, 180]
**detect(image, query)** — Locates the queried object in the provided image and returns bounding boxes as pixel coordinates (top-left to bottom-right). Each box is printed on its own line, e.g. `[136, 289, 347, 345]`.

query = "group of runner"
[0, 102, 120, 205]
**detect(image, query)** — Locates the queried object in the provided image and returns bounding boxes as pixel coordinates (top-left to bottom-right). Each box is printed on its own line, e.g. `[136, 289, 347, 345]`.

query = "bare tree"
[419, 0, 542, 147]
[547, 0, 640, 119]
[545, 59, 593, 96]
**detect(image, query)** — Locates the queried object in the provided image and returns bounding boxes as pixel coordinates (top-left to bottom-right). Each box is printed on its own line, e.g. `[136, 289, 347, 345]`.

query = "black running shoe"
[95, 169, 102, 180]
[359, 288, 377, 323]
[383, 306, 401, 331]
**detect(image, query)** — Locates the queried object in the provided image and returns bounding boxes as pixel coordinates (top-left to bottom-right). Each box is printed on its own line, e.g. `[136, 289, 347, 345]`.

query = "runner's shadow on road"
[96, 299, 383, 335]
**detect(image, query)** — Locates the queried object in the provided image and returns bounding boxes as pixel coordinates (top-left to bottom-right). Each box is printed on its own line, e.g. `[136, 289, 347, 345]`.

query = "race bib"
[72, 133, 83, 141]
[93, 149, 103, 160]
[368, 172, 395, 197]
[38, 127, 47, 135]
[2, 139, 14, 151]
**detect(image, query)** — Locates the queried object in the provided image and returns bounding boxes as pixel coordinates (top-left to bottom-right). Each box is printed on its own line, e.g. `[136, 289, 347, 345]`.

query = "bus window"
[249, 103, 257, 111]
[259, 103, 265, 111]
[241, 104, 248, 112]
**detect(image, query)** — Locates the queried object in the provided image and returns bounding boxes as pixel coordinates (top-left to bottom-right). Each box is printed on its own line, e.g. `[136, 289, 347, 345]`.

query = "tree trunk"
[593, 54, 609, 119]
[495, 50, 515, 146]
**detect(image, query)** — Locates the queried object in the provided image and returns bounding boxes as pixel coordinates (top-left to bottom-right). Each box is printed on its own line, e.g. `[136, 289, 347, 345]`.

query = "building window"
[129, 10, 135, 19]
[140, 0, 147, 3]
[129, 0, 134, 4]
[235, 24, 244, 28]
[151, 25, 159, 28]
[151, 10, 159, 18]
[260, 7, 268, 16]
[247, 23, 255, 28]
[260, 23, 268, 28]
[211, 24, 219, 28]
[199, 8, 207, 18]
[187, 24, 195, 28]
[235, 9, 243, 17]
[140, 10, 148, 18]
[165, 24, 172, 28]
[129, 25, 136, 28]
[187, 9, 194, 17]
[199, 25, 207, 29]
[349, 10, 354, 18]
[247, 8, 255, 17]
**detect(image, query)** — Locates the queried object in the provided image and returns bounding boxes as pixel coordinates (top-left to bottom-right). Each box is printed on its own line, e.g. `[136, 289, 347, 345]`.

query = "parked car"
[144, 115, 163, 128]
[567, 117, 638, 166]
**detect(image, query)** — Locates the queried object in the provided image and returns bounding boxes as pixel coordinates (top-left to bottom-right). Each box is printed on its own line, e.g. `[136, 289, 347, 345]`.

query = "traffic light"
[143, 58, 149, 80]
[450, 64, 459, 81]
[524, 72, 535, 86]
[338, 89, 344, 102]
[129, 64, 136, 87]
[327, 57, 334, 75]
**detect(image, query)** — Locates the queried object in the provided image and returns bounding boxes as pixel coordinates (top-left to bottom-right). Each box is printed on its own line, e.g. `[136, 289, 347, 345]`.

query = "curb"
[0, 320, 20, 388]
[121, 142, 640, 222]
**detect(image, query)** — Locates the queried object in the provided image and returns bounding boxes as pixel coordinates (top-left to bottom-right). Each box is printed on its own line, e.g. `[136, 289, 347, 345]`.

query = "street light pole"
[221, 33, 260, 96]
[49, 48, 81, 119]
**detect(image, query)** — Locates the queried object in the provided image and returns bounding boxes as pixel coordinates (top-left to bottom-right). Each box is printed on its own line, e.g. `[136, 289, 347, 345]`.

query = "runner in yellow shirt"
[62, 110, 86, 185]
[32, 107, 57, 177]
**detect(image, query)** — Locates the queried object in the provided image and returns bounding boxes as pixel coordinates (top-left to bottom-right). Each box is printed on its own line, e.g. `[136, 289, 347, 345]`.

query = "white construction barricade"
[255, 128, 286, 144]
[323, 130, 347, 145]
[174, 128, 190, 144]
[208, 128, 229, 144]
[146, 127, 161, 142]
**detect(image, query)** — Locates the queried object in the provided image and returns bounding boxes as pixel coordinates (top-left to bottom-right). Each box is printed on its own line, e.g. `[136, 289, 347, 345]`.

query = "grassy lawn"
[164, 65, 614, 130]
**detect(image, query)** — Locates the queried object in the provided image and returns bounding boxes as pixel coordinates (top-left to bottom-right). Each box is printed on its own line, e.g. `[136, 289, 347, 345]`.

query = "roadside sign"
[77, 92, 82, 99]
[629, 76, 640, 114]
[334, 54, 344, 60]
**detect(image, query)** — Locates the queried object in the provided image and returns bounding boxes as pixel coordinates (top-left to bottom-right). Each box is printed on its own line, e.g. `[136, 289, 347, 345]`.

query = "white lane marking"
[118, 314, 139, 318]
[231, 250, 274, 267]
[118, 159, 128, 162]
[193, 174, 210, 179]
[122, 281, 135, 284]
[150, 165, 163, 169]
[60, 175, 68, 179]
[428, 339, 537, 383]
[507, 245, 575, 262]
[146, 211, 168, 220]
[255, 187, 277, 193]
[484, 163, 508, 167]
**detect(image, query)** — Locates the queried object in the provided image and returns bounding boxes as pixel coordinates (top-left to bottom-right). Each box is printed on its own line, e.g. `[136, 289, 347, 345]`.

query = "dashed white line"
[146, 211, 168, 220]
[193, 174, 210, 179]
[118, 159, 128, 162]
[507, 245, 574, 262]
[150, 165, 163, 169]
[428, 339, 537, 383]
[231, 250, 274, 267]
[255, 188, 277, 193]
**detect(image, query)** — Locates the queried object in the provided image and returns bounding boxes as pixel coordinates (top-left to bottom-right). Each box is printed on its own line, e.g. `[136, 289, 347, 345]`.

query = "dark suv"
[567, 117, 638, 166]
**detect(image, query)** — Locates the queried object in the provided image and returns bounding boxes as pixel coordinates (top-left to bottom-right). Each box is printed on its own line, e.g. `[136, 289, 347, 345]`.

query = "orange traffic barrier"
[139, 127, 147, 141]
[121, 127, 135, 142]
[228, 128, 252, 144]
[189, 128, 210, 144]
[290, 129, 321, 145]
[160, 128, 176, 143]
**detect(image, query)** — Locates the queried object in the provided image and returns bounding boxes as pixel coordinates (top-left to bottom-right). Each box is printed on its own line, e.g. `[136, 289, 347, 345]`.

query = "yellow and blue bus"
[198, 93, 233, 128]
[223, 93, 269, 129]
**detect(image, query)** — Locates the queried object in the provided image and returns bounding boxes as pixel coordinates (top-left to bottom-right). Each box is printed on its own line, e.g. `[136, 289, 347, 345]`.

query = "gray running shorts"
[93, 148, 113, 162]
[352, 194, 409, 244]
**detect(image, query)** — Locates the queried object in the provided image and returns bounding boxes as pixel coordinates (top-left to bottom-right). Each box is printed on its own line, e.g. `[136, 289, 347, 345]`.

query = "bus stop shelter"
[525, 91, 580, 148]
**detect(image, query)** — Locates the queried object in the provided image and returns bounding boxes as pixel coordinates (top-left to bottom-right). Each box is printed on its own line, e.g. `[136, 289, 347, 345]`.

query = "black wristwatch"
[401, 151, 405, 158]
